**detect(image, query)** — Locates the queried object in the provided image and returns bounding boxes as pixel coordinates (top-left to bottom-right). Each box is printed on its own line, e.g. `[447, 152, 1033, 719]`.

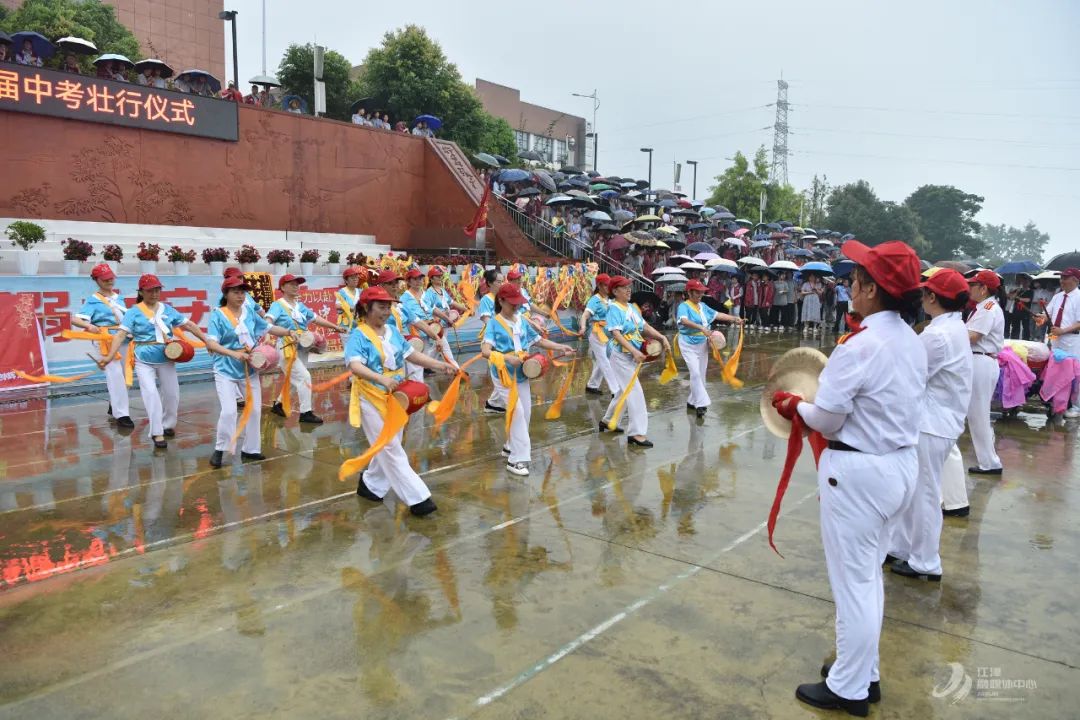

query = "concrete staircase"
[1, 218, 391, 275]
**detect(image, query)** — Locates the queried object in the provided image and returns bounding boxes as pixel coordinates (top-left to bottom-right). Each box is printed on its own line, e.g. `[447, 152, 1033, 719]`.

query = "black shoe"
[241, 452, 265, 462]
[585, 386, 602, 395]
[686, 403, 695, 411]
[270, 402, 286, 417]
[968, 466, 1002, 475]
[598, 421, 624, 434]
[409, 498, 438, 517]
[695, 407, 707, 419]
[484, 402, 506, 414]
[163, 428, 175, 437]
[628, 437, 654, 448]
[298, 411, 323, 424]
[821, 663, 881, 704]
[115, 415, 135, 429]
[209, 450, 224, 468]
[883, 553, 901, 566]
[796, 681, 869, 717]
[355, 474, 382, 502]
[237, 400, 246, 408]
[107, 403, 113, 417]
[890, 560, 942, 582]
[943, 505, 970, 517]
[153, 438, 168, 450]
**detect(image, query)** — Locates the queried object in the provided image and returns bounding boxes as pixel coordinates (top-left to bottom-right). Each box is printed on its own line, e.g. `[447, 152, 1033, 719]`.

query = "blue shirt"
[836, 285, 851, 303]
[244, 293, 263, 315]
[75, 291, 129, 330]
[344, 323, 412, 380]
[584, 294, 609, 333]
[676, 300, 718, 344]
[118, 302, 188, 364]
[423, 287, 454, 324]
[401, 289, 432, 323]
[266, 297, 315, 336]
[336, 287, 362, 330]
[483, 314, 540, 384]
[605, 301, 645, 354]
[477, 292, 497, 320]
[207, 306, 271, 380]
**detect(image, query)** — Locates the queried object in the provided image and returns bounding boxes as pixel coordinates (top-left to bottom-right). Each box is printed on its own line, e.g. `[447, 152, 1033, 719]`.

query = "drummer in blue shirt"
[422, 266, 467, 367]
[400, 268, 443, 380]
[72, 263, 134, 428]
[677, 279, 743, 418]
[476, 269, 506, 413]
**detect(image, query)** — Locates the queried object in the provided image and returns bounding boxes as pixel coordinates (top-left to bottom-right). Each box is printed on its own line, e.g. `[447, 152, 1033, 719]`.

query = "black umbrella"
[493, 155, 511, 166]
[557, 182, 574, 191]
[532, 170, 557, 193]
[0, 31, 11, 46]
[473, 153, 500, 168]
[587, 170, 601, 178]
[349, 97, 376, 115]
[631, 291, 663, 323]
[595, 223, 620, 233]
[635, 179, 651, 189]
[515, 187, 541, 197]
[561, 165, 582, 174]
[551, 171, 567, 182]
[519, 150, 544, 162]
[1046, 250, 1080, 271]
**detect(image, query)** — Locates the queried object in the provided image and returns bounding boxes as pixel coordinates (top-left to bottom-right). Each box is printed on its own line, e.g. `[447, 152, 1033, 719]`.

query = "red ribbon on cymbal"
[767, 413, 827, 557]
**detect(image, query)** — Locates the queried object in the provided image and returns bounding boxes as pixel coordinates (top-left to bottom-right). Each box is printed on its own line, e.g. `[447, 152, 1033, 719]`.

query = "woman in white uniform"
[1043, 267, 1080, 418]
[601, 276, 672, 448]
[344, 286, 455, 516]
[964, 270, 1005, 475]
[580, 273, 616, 395]
[72, 263, 134, 428]
[771, 241, 926, 716]
[888, 269, 973, 581]
[206, 275, 291, 468]
[482, 283, 575, 476]
[676, 279, 743, 418]
[101, 274, 216, 449]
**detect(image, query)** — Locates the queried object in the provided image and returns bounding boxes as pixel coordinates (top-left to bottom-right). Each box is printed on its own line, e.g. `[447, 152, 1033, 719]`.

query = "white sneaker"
[506, 461, 529, 476]
[1066, 407, 1080, 419]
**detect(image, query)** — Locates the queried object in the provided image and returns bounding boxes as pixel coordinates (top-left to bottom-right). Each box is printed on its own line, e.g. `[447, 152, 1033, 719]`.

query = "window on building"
[554, 139, 568, 165]
[514, 130, 530, 154]
[533, 135, 552, 161]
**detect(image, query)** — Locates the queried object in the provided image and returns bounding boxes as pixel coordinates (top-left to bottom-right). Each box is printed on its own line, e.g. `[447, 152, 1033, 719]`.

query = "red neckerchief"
[836, 313, 865, 345]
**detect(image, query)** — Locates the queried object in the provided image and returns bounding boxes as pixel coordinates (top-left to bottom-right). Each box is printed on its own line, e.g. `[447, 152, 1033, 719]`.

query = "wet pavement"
[0, 331, 1076, 719]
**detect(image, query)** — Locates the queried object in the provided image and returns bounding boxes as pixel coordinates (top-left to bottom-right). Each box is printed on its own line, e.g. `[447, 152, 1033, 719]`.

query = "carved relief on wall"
[430, 139, 484, 203]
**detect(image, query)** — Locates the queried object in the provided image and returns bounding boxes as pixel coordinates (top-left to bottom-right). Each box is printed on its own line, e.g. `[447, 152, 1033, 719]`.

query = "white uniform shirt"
[1044, 288, 1080, 356]
[919, 312, 973, 440]
[813, 311, 928, 454]
[966, 297, 1005, 354]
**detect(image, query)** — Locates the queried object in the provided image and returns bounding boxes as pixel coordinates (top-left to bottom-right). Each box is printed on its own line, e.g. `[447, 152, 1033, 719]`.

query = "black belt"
[972, 351, 998, 359]
[827, 440, 861, 453]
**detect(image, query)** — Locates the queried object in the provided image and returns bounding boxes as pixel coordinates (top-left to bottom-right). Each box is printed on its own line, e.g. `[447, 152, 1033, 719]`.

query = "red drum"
[392, 380, 430, 415]
[249, 343, 280, 372]
[709, 332, 727, 352]
[521, 353, 550, 379]
[406, 334, 425, 353]
[642, 339, 663, 362]
[296, 330, 315, 349]
[309, 331, 328, 354]
[164, 339, 195, 363]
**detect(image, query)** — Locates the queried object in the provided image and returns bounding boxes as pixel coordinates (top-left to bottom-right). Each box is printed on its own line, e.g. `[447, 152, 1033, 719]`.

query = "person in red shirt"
[221, 82, 244, 102]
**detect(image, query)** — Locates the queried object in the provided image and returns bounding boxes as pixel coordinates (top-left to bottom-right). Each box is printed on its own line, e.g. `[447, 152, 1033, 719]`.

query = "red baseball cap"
[496, 283, 528, 305]
[376, 269, 401, 285]
[90, 263, 115, 281]
[221, 276, 250, 292]
[138, 274, 163, 290]
[967, 269, 1001, 292]
[427, 266, 444, 278]
[405, 268, 424, 280]
[359, 286, 399, 304]
[506, 269, 524, 280]
[223, 266, 243, 278]
[595, 273, 611, 288]
[920, 268, 967, 300]
[686, 279, 707, 293]
[343, 266, 364, 279]
[1061, 267, 1080, 281]
[840, 240, 921, 298]
[278, 273, 305, 289]
[608, 275, 632, 290]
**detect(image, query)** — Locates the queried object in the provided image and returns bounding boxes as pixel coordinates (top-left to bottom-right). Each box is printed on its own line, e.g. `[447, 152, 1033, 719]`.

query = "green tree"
[352, 25, 514, 155]
[825, 180, 925, 252]
[2, 0, 140, 71]
[803, 174, 830, 228]
[904, 184, 984, 261]
[979, 221, 1050, 267]
[277, 43, 355, 119]
[705, 146, 768, 220]
[766, 182, 803, 225]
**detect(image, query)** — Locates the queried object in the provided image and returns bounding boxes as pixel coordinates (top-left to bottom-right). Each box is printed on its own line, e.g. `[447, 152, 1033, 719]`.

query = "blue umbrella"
[687, 223, 711, 232]
[658, 198, 677, 208]
[280, 94, 307, 112]
[498, 168, 531, 183]
[765, 222, 783, 231]
[566, 175, 590, 187]
[751, 240, 772, 249]
[995, 260, 1041, 275]
[414, 114, 442, 130]
[833, 259, 856, 277]
[699, 207, 717, 217]
[778, 220, 793, 227]
[713, 205, 731, 214]
[714, 211, 736, 220]
[802, 261, 834, 274]
[786, 248, 813, 257]
[686, 241, 714, 254]
[11, 31, 55, 58]
[598, 189, 620, 199]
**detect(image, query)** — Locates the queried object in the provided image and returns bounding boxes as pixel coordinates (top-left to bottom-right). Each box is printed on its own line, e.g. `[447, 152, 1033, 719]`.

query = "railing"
[494, 195, 654, 292]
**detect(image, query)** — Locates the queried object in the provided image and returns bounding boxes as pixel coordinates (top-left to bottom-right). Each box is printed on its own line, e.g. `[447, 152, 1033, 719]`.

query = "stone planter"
[63, 259, 81, 276]
[139, 260, 157, 275]
[270, 263, 286, 276]
[17, 251, 40, 276]
[300, 262, 315, 276]
[105, 260, 121, 274]
[208, 261, 225, 276]
[172, 261, 191, 276]
[240, 263, 255, 273]
[326, 263, 341, 276]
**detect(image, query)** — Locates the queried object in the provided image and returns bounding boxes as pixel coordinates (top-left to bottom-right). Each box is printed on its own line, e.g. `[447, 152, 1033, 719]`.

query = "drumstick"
[87, 352, 109, 371]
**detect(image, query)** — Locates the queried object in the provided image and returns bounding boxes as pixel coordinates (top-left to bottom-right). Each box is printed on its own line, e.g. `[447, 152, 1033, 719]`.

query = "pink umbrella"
[733, 227, 750, 237]
[606, 234, 629, 251]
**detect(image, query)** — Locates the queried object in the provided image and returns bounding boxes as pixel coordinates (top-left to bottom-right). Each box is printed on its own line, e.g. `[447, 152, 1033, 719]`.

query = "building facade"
[1, 0, 226, 84]
[475, 79, 587, 169]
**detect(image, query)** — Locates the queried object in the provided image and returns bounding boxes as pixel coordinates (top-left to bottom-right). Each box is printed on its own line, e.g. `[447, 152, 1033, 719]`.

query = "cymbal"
[760, 347, 828, 438]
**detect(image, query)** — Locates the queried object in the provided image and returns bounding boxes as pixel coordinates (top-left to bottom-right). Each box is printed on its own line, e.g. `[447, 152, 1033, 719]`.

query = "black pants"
[770, 305, 784, 327]
[834, 301, 849, 331]
[1005, 311, 1030, 340]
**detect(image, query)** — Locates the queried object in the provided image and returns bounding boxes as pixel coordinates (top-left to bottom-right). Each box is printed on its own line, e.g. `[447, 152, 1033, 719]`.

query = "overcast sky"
[223, 0, 1079, 260]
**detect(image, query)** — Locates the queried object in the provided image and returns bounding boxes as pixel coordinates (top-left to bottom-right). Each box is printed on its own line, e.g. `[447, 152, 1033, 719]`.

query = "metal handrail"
[494, 195, 654, 292]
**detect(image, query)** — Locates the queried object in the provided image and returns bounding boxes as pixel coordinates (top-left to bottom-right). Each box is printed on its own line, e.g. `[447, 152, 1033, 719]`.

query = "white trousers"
[359, 397, 431, 506]
[104, 352, 130, 418]
[277, 349, 312, 413]
[426, 333, 458, 368]
[940, 444, 969, 510]
[966, 354, 1001, 470]
[586, 333, 617, 392]
[135, 360, 179, 438]
[488, 370, 509, 408]
[496, 376, 532, 464]
[602, 350, 648, 437]
[890, 433, 952, 575]
[678, 336, 710, 408]
[214, 373, 262, 454]
[819, 446, 916, 700]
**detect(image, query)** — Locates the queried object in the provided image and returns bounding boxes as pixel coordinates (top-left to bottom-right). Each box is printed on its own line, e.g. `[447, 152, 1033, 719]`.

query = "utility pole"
[686, 159, 698, 200]
[640, 147, 653, 190]
[769, 78, 790, 186]
[572, 90, 599, 171]
[218, 10, 239, 91]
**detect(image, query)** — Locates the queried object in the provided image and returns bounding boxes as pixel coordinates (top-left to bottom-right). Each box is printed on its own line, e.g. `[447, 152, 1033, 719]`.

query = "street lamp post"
[640, 147, 653, 190]
[686, 159, 698, 200]
[572, 90, 599, 171]
[218, 10, 239, 92]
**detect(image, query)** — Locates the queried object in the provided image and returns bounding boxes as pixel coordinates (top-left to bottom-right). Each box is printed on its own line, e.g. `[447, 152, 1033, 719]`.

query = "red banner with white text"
[0, 292, 49, 392]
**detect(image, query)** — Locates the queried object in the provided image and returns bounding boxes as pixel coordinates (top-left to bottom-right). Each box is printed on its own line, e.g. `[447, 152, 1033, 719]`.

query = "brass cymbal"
[761, 347, 828, 438]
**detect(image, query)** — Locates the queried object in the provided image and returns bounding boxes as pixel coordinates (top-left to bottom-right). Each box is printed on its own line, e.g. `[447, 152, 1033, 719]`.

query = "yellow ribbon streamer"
[489, 351, 521, 435]
[427, 354, 484, 427]
[227, 364, 254, 453]
[62, 328, 119, 356]
[659, 348, 678, 385]
[672, 333, 681, 360]
[339, 389, 409, 481]
[547, 281, 582, 337]
[277, 332, 299, 416]
[607, 362, 643, 431]
[545, 359, 576, 420]
[311, 370, 352, 393]
[721, 327, 745, 389]
[13, 370, 93, 384]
